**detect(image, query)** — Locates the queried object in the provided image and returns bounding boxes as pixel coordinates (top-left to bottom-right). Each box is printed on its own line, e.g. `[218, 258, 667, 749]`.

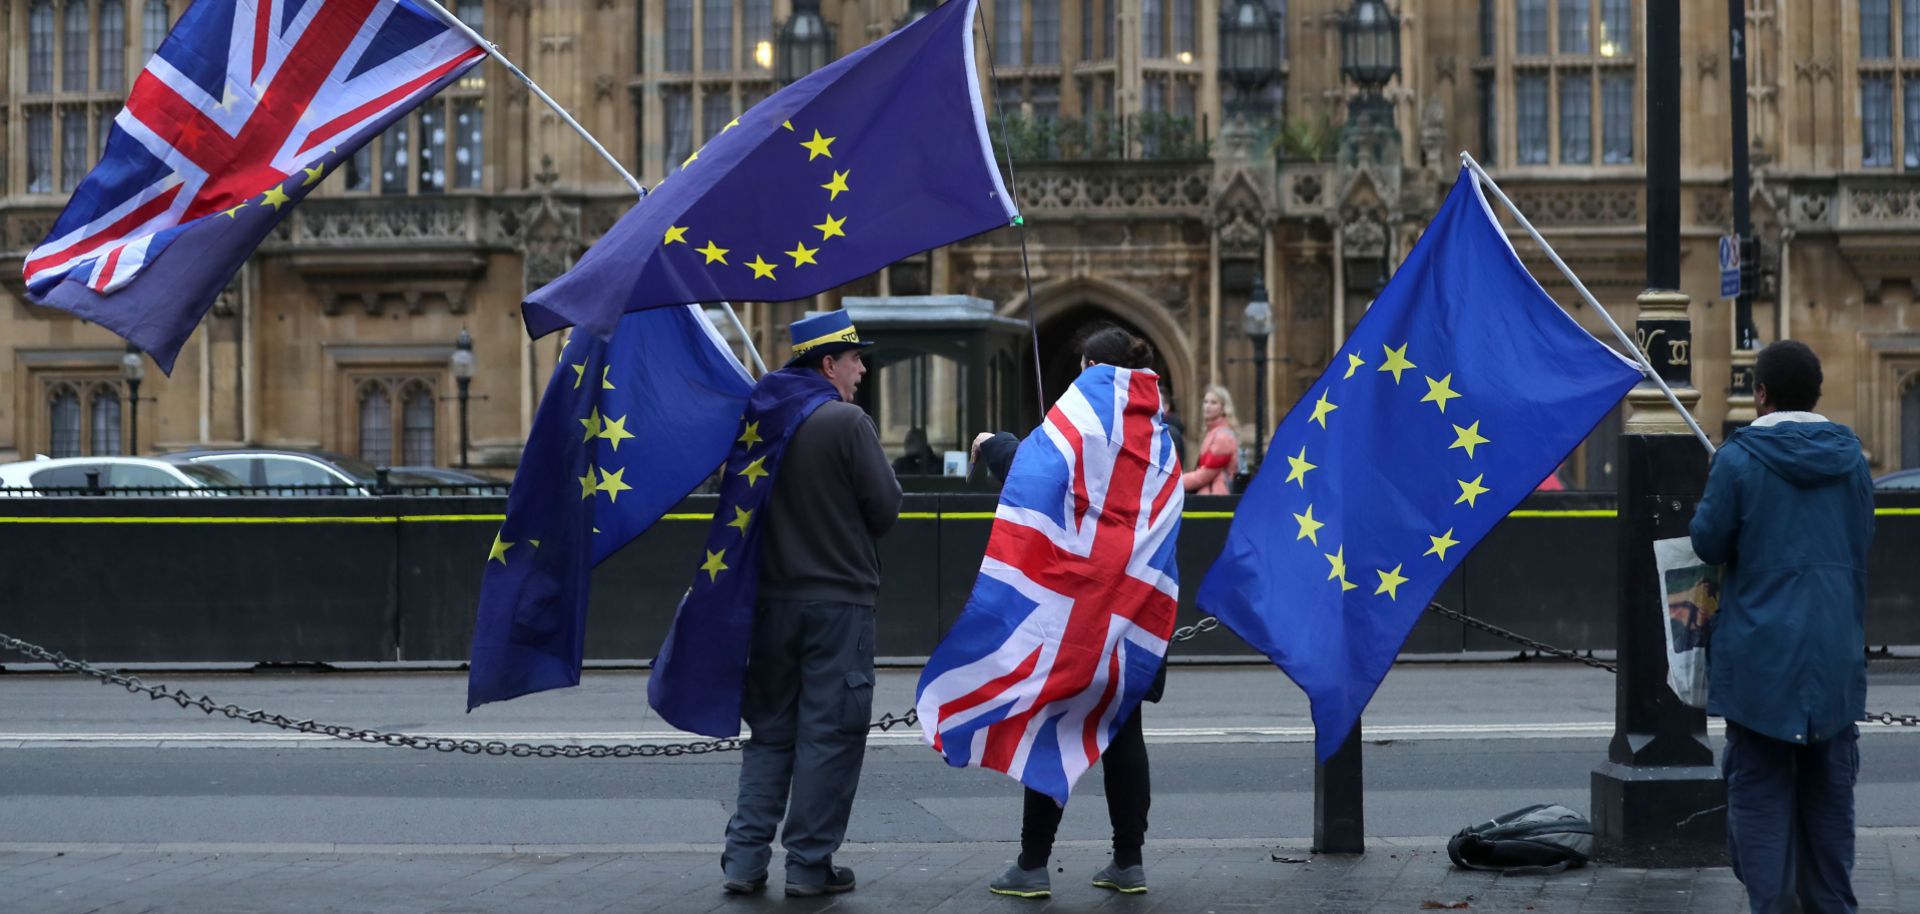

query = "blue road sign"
[1719, 234, 1742, 298]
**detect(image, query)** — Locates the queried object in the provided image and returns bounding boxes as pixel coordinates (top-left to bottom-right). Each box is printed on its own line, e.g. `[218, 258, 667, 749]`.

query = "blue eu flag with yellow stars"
[520, 0, 1017, 339]
[467, 305, 753, 711]
[1196, 169, 1643, 762]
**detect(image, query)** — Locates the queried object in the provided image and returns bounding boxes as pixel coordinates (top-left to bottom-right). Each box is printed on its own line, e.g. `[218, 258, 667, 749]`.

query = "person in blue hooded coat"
[1690, 339, 1875, 914]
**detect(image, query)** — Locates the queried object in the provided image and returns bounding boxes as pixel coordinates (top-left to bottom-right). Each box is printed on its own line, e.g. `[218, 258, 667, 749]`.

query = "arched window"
[141, 0, 168, 63]
[48, 386, 82, 458]
[401, 383, 437, 466]
[1903, 373, 1920, 469]
[99, 0, 126, 90]
[64, 0, 91, 92]
[358, 381, 394, 464]
[90, 385, 123, 456]
[28, 1, 55, 93]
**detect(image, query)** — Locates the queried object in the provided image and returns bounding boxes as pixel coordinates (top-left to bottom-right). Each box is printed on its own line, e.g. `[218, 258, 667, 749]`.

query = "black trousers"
[1016, 708, 1151, 870]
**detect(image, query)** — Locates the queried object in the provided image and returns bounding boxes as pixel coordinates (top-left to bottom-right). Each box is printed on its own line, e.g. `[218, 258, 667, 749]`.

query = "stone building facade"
[3, 0, 1917, 481]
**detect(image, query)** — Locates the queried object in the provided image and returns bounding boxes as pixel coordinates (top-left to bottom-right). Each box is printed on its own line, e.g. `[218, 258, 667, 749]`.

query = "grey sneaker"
[721, 874, 766, 895]
[987, 863, 1052, 899]
[785, 865, 856, 897]
[1091, 861, 1147, 894]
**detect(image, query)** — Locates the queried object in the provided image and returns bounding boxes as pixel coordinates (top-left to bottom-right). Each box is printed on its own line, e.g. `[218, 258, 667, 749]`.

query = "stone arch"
[999, 274, 1196, 429]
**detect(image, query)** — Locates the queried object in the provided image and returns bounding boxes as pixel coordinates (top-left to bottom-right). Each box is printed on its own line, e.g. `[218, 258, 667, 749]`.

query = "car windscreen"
[176, 463, 245, 487]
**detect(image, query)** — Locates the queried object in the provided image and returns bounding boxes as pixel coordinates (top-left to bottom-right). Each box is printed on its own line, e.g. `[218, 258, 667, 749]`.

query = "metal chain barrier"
[1422, 602, 1619, 673]
[0, 632, 919, 757]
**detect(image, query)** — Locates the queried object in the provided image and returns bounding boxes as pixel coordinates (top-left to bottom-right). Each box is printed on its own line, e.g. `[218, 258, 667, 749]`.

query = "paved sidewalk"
[3, 833, 1916, 914]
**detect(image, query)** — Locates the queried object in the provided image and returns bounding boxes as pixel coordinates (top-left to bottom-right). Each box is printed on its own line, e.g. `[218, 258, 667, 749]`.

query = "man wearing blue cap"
[721, 309, 901, 897]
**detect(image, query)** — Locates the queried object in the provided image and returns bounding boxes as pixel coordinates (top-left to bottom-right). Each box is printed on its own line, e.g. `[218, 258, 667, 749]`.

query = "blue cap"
[787, 309, 874, 366]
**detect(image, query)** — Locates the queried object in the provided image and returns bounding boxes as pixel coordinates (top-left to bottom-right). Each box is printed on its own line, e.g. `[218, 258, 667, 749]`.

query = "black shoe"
[722, 875, 767, 895]
[785, 865, 856, 897]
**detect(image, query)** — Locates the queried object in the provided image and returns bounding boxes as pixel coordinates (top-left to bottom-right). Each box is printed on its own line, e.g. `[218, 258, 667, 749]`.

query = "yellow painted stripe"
[398, 514, 507, 523]
[1507, 509, 1618, 518]
[1879, 507, 1920, 516]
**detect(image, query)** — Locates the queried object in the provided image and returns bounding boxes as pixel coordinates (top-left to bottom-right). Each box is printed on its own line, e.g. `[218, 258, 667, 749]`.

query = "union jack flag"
[916, 365, 1183, 804]
[24, 0, 485, 371]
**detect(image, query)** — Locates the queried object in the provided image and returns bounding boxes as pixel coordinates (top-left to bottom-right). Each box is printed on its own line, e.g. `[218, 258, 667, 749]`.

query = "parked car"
[0, 456, 243, 496]
[161, 448, 383, 495]
[1875, 469, 1920, 491]
[386, 466, 511, 495]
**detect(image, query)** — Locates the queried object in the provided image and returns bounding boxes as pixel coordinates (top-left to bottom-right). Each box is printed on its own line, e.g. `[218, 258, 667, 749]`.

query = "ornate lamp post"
[451, 329, 475, 469]
[1240, 275, 1273, 472]
[1218, 0, 1283, 121]
[1338, 0, 1401, 125]
[120, 343, 146, 456]
[776, 0, 834, 86]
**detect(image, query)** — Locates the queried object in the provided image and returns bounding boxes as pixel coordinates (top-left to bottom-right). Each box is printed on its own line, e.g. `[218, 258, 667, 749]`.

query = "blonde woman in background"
[1181, 385, 1240, 494]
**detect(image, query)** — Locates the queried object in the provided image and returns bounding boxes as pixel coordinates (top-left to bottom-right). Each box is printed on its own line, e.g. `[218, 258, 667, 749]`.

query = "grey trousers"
[721, 598, 876, 884]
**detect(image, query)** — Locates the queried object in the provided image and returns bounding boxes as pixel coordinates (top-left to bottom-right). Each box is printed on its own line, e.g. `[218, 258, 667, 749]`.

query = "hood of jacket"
[1728, 418, 1864, 488]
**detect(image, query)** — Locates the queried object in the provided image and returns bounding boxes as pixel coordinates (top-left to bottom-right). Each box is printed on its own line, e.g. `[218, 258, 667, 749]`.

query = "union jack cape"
[23, 0, 486, 372]
[916, 364, 1183, 804]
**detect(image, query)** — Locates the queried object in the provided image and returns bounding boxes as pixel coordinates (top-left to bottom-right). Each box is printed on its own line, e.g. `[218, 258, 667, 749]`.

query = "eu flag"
[519, 0, 1017, 339]
[467, 305, 753, 710]
[1196, 170, 1642, 761]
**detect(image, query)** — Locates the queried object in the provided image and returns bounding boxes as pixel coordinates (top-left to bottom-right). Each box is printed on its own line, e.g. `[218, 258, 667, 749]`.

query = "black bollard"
[1312, 716, 1364, 854]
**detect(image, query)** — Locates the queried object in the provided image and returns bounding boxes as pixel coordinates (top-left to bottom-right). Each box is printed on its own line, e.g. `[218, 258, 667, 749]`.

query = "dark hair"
[1755, 339, 1822, 412]
[1079, 325, 1153, 370]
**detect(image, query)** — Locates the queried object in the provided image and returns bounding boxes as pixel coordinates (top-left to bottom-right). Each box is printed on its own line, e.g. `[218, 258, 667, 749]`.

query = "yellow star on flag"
[487, 532, 513, 565]
[1449, 420, 1490, 459]
[1324, 544, 1349, 582]
[782, 120, 794, 131]
[738, 421, 762, 446]
[728, 506, 752, 534]
[700, 549, 729, 582]
[821, 169, 850, 201]
[814, 214, 846, 241]
[599, 414, 634, 451]
[1308, 389, 1338, 428]
[1455, 473, 1489, 508]
[697, 240, 730, 265]
[571, 361, 587, 389]
[801, 129, 836, 160]
[602, 366, 616, 389]
[597, 466, 633, 503]
[1375, 564, 1408, 600]
[578, 466, 598, 500]
[529, 539, 541, 549]
[1284, 446, 1317, 488]
[1378, 343, 1417, 383]
[722, 117, 740, 133]
[1293, 504, 1324, 545]
[222, 202, 248, 218]
[683, 149, 700, 167]
[1421, 374, 1462, 413]
[301, 164, 326, 186]
[664, 225, 689, 245]
[1425, 527, 1460, 561]
[746, 255, 778, 280]
[580, 407, 603, 442]
[785, 242, 819, 267]
[1344, 352, 1366, 379]
[261, 184, 292, 210]
[739, 456, 769, 486]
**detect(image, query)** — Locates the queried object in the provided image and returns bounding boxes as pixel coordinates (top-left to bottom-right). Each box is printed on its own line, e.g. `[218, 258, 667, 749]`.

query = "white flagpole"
[415, 0, 768, 376]
[1459, 152, 1715, 456]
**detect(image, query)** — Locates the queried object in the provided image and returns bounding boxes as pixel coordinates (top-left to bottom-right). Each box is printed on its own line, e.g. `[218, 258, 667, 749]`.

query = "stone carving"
[519, 156, 583, 293]
[1015, 164, 1212, 214]
[595, 75, 617, 102]
[1418, 97, 1448, 171]
[1792, 57, 1835, 82]
[1339, 212, 1388, 260]
[1846, 182, 1920, 224]
[1696, 52, 1719, 80]
[1695, 189, 1729, 229]
[1504, 187, 1639, 225]
[1433, 56, 1458, 83]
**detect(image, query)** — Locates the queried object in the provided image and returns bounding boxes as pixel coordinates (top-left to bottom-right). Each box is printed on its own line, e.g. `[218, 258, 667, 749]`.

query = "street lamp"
[1339, 0, 1401, 125]
[451, 328, 475, 469]
[1218, 0, 1283, 120]
[1240, 276, 1273, 473]
[776, 0, 834, 86]
[119, 343, 146, 455]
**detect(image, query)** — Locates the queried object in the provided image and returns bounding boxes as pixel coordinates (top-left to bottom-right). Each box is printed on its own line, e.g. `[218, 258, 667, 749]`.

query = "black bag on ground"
[1446, 804, 1594, 875]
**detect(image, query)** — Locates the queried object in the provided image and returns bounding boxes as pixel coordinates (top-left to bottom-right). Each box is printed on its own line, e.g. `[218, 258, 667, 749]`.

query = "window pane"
[703, 0, 732, 70]
[1477, 72, 1497, 165]
[1104, 0, 1116, 59]
[1558, 0, 1590, 53]
[1862, 0, 1892, 59]
[1174, 80, 1196, 119]
[457, 0, 484, 30]
[1559, 74, 1592, 163]
[1082, 0, 1093, 61]
[702, 87, 732, 141]
[1600, 0, 1631, 56]
[141, 0, 168, 62]
[664, 87, 693, 173]
[1033, 0, 1060, 65]
[345, 143, 373, 191]
[995, 0, 1025, 66]
[1480, 0, 1496, 56]
[99, 0, 125, 90]
[1142, 0, 1163, 57]
[62, 110, 90, 193]
[665, 0, 693, 71]
[1907, 0, 1920, 57]
[380, 119, 411, 193]
[1516, 0, 1548, 54]
[744, 0, 772, 71]
[359, 388, 394, 464]
[418, 105, 446, 193]
[1602, 72, 1633, 163]
[28, 111, 54, 193]
[98, 108, 116, 158]
[1173, 0, 1195, 55]
[1517, 73, 1550, 163]
[403, 388, 436, 466]
[49, 389, 81, 459]
[1031, 81, 1061, 121]
[454, 100, 484, 189]
[262, 458, 341, 487]
[1863, 75, 1895, 166]
[30, 1, 55, 93]
[64, 1, 90, 91]
[90, 389, 122, 456]
[1907, 82, 1920, 168]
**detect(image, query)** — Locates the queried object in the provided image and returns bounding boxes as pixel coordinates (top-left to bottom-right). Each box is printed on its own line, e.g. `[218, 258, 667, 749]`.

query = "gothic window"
[64, 0, 91, 92]
[1858, 0, 1920, 168]
[1559, 74, 1592, 163]
[665, 0, 694, 71]
[1516, 72, 1550, 163]
[27, 111, 53, 193]
[99, 0, 126, 91]
[401, 384, 438, 466]
[1516, 0, 1548, 55]
[358, 382, 395, 464]
[141, 0, 168, 62]
[1864, 0, 1893, 58]
[1490, 0, 1635, 166]
[48, 385, 83, 459]
[664, 87, 693, 173]
[1601, 72, 1633, 163]
[356, 378, 440, 466]
[29, 1, 55, 93]
[703, 87, 733, 141]
[1558, 0, 1589, 54]
[1903, 375, 1920, 468]
[418, 104, 447, 193]
[454, 100, 485, 189]
[703, 0, 733, 70]
[1142, 0, 1164, 58]
[994, 0, 1025, 65]
[1033, 0, 1061, 66]
[1863, 76, 1896, 167]
[90, 387, 123, 456]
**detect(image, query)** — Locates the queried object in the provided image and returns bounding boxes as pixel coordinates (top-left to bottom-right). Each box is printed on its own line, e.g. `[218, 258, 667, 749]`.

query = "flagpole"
[1459, 152, 1715, 456]
[415, 0, 768, 376]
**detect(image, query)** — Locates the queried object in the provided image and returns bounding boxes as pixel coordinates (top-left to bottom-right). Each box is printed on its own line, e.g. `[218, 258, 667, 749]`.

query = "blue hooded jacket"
[1689, 414, 1875, 744]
